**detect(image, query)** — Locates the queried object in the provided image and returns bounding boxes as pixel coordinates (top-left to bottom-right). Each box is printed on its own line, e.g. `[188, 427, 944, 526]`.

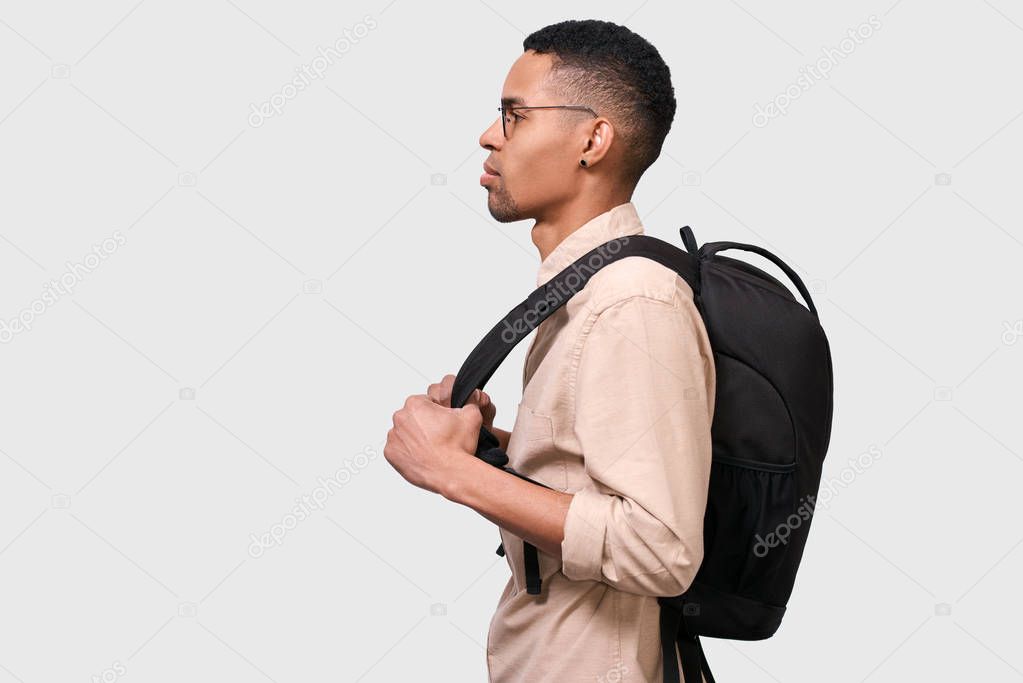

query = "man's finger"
[459, 403, 483, 423]
[467, 389, 490, 405]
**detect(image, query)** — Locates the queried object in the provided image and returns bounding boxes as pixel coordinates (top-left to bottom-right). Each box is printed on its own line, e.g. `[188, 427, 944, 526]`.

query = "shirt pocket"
[507, 400, 567, 491]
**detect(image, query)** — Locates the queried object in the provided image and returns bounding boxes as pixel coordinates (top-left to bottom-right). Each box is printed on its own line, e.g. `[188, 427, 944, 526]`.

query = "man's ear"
[584, 119, 614, 164]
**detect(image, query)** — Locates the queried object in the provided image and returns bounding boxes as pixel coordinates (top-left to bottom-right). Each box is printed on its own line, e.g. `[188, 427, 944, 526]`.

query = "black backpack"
[450, 226, 834, 683]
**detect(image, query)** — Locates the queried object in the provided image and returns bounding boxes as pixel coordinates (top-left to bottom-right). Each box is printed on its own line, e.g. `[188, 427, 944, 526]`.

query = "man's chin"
[485, 192, 523, 223]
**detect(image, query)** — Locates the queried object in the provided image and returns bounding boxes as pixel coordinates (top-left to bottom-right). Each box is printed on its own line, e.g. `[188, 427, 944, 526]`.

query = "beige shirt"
[486, 202, 715, 683]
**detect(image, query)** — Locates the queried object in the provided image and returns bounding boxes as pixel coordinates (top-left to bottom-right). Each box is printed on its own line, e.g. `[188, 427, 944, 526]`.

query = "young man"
[384, 20, 714, 682]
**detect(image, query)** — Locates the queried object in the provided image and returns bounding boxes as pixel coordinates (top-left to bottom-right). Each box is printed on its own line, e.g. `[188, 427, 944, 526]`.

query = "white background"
[1, 1, 1021, 681]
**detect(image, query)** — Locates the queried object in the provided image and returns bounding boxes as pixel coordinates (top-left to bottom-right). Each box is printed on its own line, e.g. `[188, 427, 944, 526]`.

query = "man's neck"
[531, 195, 632, 262]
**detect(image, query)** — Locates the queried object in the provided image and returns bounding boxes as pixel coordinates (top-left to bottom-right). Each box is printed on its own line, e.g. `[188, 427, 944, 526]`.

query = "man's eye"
[511, 112, 526, 121]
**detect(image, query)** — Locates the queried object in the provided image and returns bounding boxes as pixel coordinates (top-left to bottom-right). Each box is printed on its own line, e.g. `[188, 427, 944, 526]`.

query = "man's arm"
[558, 291, 715, 597]
[437, 288, 713, 596]
[442, 454, 572, 558]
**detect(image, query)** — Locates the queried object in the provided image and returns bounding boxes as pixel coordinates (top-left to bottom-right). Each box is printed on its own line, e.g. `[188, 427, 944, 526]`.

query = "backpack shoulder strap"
[450, 234, 698, 409]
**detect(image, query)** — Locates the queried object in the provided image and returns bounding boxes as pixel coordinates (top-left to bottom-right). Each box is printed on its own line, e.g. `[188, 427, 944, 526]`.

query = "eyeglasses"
[497, 104, 598, 139]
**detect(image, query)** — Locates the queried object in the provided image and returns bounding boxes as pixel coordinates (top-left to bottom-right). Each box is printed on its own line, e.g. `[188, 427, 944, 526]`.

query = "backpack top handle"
[700, 240, 819, 320]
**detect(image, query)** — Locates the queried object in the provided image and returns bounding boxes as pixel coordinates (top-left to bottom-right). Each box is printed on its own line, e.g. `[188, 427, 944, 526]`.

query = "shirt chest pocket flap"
[508, 401, 567, 490]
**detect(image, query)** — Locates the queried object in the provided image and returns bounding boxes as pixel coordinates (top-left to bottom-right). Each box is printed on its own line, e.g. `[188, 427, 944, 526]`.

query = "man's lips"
[480, 163, 500, 186]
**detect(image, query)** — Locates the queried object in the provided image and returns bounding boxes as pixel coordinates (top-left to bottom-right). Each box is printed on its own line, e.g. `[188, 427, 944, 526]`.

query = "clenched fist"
[427, 374, 497, 431]
[384, 394, 481, 496]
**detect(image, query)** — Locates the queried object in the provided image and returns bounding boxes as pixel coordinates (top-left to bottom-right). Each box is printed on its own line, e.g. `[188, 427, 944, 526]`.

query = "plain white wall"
[1, 1, 1021, 681]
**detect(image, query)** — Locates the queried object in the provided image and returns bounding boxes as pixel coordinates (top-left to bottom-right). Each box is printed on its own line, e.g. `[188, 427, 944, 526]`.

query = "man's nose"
[479, 115, 503, 150]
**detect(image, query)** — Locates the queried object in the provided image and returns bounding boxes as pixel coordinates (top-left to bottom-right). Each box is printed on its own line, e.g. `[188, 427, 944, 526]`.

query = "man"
[384, 19, 715, 682]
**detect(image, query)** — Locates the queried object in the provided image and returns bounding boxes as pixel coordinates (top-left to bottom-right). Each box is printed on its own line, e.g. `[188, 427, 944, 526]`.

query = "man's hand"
[427, 373, 497, 430]
[384, 394, 481, 496]
[390, 387, 570, 561]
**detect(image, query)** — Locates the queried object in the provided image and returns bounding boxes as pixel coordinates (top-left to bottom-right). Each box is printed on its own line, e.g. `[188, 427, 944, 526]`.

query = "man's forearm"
[443, 451, 572, 558]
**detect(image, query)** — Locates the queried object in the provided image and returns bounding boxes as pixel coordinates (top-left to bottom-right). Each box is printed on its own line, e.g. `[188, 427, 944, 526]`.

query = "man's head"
[479, 19, 676, 223]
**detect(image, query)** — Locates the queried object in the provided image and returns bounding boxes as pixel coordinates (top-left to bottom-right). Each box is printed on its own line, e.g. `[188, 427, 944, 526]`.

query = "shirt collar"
[536, 201, 645, 288]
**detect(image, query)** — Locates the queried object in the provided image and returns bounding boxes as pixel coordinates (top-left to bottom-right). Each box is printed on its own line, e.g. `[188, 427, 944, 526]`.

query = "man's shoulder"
[582, 255, 695, 315]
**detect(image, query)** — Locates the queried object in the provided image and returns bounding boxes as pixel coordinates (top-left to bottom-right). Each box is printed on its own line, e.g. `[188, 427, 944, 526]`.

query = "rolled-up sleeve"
[560, 291, 715, 597]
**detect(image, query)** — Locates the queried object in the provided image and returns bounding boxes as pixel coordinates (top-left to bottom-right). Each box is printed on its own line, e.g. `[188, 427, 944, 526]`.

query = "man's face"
[478, 51, 589, 223]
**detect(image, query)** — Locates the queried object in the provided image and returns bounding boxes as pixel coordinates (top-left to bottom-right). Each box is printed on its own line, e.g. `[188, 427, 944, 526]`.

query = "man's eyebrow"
[501, 96, 526, 106]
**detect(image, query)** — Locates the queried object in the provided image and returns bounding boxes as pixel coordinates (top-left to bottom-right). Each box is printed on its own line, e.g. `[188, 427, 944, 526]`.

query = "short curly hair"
[523, 19, 676, 188]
